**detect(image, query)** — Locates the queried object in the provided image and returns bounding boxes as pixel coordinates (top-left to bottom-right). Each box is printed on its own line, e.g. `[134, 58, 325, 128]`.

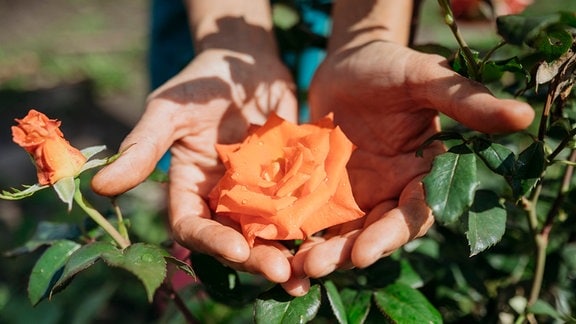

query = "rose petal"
[216, 185, 298, 217]
[11, 109, 86, 185]
[209, 113, 365, 246]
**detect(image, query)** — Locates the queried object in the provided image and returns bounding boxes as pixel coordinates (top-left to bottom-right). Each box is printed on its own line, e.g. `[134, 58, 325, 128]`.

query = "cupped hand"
[91, 49, 309, 294]
[292, 40, 534, 278]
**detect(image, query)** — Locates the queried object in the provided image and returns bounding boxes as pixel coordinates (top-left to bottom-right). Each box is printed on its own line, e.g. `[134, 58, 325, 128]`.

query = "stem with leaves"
[524, 67, 576, 317]
[437, 0, 480, 80]
[74, 188, 131, 249]
[111, 197, 130, 243]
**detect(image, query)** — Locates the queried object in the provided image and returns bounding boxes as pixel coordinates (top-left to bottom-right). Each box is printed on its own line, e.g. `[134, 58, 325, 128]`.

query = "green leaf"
[466, 190, 507, 256]
[374, 283, 442, 324]
[254, 284, 321, 324]
[79, 158, 110, 173]
[28, 240, 81, 305]
[472, 138, 516, 176]
[165, 255, 195, 278]
[452, 48, 481, 79]
[527, 299, 562, 320]
[51, 242, 118, 293]
[480, 57, 528, 84]
[340, 288, 372, 324]
[397, 259, 424, 288]
[0, 183, 48, 200]
[496, 14, 562, 46]
[416, 131, 465, 157]
[53, 176, 77, 211]
[3, 221, 82, 257]
[412, 43, 454, 59]
[101, 243, 169, 302]
[511, 141, 546, 198]
[423, 145, 479, 225]
[80, 145, 107, 160]
[323, 280, 347, 324]
[78, 145, 112, 173]
[532, 27, 573, 61]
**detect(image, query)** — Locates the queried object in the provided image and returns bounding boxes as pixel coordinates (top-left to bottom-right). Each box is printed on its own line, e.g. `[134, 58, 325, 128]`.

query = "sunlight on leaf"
[80, 145, 107, 160]
[79, 158, 110, 173]
[423, 144, 479, 224]
[340, 288, 372, 324]
[323, 280, 347, 324]
[254, 284, 321, 324]
[374, 283, 442, 324]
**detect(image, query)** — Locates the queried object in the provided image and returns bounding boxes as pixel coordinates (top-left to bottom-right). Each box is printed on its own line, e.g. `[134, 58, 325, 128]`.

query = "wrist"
[186, 0, 278, 57]
[328, 0, 413, 54]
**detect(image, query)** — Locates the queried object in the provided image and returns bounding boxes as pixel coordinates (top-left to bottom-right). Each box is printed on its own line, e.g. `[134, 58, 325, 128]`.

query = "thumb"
[91, 104, 176, 196]
[412, 53, 535, 134]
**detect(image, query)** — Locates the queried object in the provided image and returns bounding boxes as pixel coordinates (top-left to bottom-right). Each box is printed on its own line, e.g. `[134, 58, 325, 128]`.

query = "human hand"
[90, 47, 308, 293]
[292, 40, 534, 279]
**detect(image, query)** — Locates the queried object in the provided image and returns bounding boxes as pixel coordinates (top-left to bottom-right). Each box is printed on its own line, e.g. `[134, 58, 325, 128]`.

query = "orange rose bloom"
[12, 109, 87, 185]
[209, 113, 365, 246]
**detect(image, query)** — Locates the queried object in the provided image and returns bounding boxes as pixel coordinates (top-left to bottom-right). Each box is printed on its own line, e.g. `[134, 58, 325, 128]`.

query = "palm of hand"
[93, 49, 299, 284]
[163, 50, 299, 276]
[293, 41, 448, 278]
[296, 39, 533, 278]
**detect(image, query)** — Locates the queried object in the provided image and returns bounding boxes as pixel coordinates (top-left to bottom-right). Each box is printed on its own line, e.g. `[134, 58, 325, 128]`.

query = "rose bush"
[12, 109, 87, 185]
[209, 113, 365, 246]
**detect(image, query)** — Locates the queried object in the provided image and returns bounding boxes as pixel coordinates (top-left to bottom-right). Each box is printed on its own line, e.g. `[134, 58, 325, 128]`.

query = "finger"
[291, 237, 325, 279]
[226, 241, 292, 283]
[410, 53, 534, 134]
[294, 232, 360, 279]
[92, 101, 179, 196]
[352, 178, 433, 268]
[169, 167, 251, 263]
[281, 276, 311, 297]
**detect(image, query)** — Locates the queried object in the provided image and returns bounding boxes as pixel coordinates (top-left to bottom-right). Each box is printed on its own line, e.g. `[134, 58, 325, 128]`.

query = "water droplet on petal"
[241, 199, 247, 205]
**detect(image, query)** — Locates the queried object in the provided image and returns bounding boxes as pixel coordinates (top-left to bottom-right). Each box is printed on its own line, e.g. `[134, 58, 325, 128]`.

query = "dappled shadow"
[153, 76, 232, 105]
[151, 16, 291, 145]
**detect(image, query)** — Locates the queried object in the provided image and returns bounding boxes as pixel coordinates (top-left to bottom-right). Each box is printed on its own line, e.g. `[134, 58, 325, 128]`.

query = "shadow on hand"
[151, 16, 290, 145]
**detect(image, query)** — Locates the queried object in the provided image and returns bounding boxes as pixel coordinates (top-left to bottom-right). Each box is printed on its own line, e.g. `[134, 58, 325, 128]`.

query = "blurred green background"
[0, 0, 574, 323]
[0, 1, 162, 323]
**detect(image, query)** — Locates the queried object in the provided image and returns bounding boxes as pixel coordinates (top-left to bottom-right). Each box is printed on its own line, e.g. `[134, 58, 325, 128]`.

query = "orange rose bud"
[11, 109, 87, 185]
[209, 113, 365, 246]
